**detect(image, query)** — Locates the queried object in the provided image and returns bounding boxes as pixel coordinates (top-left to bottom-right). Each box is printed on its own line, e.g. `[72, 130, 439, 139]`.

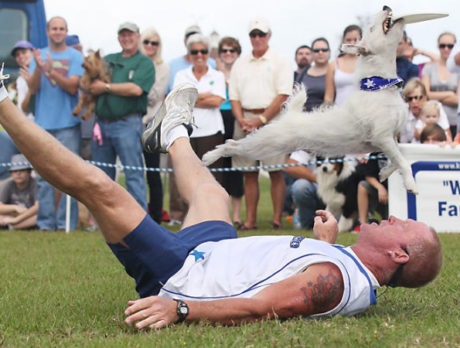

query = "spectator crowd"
[1, 15, 459, 232]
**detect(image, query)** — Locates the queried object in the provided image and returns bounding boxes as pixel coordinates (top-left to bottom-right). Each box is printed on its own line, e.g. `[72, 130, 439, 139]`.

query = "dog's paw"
[404, 176, 418, 195]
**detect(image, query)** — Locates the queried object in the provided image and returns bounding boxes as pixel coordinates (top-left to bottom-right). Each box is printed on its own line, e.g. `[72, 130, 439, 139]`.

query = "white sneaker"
[142, 83, 198, 153]
[0, 63, 10, 102]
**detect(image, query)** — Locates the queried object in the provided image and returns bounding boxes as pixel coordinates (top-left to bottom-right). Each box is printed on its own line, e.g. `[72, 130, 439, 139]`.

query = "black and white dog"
[316, 157, 362, 232]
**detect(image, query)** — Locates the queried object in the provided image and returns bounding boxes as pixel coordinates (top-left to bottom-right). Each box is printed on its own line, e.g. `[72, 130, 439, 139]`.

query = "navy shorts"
[108, 214, 237, 297]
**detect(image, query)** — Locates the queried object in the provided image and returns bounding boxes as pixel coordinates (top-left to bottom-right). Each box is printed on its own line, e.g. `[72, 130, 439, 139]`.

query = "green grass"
[0, 177, 459, 347]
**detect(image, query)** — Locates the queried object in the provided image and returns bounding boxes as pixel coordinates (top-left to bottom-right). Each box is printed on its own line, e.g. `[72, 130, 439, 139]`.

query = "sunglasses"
[439, 43, 454, 49]
[405, 95, 424, 102]
[387, 247, 409, 288]
[220, 49, 237, 54]
[313, 48, 329, 53]
[143, 40, 159, 46]
[249, 32, 267, 38]
[190, 49, 208, 55]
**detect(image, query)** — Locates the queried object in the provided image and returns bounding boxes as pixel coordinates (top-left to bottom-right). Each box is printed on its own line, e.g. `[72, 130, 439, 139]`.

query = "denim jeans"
[0, 131, 20, 180]
[290, 179, 323, 229]
[91, 115, 147, 210]
[37, 125, 81, 230]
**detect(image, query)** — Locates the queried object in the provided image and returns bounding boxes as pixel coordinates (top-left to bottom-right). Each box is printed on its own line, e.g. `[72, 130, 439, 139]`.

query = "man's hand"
[124, 296, 178, 330]
[313, 210, 338, 243]
[377, 186, 388, 204]
[88, 80, 107, 96]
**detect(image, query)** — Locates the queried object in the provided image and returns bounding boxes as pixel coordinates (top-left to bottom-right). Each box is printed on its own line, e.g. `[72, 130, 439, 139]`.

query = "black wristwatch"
[174, 299, 189, 323]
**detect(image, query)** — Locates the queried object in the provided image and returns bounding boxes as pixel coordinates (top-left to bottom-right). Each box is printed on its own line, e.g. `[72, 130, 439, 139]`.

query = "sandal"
[239, 224, 258, 231]
[272, 222, 282, 230]
[233, 221, 243, 229]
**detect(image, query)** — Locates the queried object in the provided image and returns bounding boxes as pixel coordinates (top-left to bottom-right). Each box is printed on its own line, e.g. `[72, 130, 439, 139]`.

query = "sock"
[165, 125, 189, 150]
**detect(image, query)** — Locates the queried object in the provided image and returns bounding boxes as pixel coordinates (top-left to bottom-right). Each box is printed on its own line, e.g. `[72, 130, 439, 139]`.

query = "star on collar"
[190, 250, 205, 261]
[364, 79, 376, 89]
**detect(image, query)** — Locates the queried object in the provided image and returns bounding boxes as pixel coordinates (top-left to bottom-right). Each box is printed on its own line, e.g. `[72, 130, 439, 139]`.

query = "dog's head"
[82, 50, 105, 79]
[317, 156, 344, 176]
[342, 6, 405, 79]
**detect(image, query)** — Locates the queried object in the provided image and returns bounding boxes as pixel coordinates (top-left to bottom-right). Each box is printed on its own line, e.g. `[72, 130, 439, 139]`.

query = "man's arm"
[124, 262, 343, 329]
[48, 70, 80, 96]
[284, 158, 317, 182]
[0, 201, 38, 225]
[89, 80, 143, 97]
[244, 94, 289, 131]
[195, 92, 224, 108]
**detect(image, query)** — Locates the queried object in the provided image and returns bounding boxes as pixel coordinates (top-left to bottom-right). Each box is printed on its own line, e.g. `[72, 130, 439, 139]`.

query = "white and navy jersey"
[158, 236, 380, 317]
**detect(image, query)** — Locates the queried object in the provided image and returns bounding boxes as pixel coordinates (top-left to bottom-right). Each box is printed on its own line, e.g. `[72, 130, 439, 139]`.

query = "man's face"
[14, 48, 32, 67]
[46, 18, 68, 46]
[295, 48, 312, 69]
[249, 30, 270, 53]
[396, 36, 407, 57]
[10, 170, 31, 186]
[359, 216, 430, 249]
[118, 30, 140, 55]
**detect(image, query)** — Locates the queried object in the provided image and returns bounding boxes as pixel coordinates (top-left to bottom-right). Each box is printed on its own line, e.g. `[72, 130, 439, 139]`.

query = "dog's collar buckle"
[360, 76, 403, 91]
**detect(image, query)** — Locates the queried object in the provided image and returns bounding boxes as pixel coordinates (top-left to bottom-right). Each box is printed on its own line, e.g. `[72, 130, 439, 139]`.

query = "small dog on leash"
[203, 7, 423, 194]
[316, 157, 362, 232]
[73, 50, 110, 120]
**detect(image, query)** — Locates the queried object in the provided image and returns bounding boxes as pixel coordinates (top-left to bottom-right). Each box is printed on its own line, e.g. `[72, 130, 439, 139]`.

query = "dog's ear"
[341, 43, 370, 56]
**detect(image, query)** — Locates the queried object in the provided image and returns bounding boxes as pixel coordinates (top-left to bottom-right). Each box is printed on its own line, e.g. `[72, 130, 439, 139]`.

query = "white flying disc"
[394, 13, 448, 24]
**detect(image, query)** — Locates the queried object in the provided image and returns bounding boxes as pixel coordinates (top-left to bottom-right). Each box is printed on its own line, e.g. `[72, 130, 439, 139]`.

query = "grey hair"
[139, 27, 164, 65]
[186, 33, 209, 53]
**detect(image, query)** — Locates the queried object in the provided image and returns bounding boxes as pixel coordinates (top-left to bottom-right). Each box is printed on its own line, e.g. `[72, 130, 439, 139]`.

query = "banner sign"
[388, 144, 460, 233]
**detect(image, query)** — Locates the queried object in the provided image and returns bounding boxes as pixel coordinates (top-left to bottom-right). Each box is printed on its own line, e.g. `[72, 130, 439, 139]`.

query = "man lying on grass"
[0, 70, 442, 329]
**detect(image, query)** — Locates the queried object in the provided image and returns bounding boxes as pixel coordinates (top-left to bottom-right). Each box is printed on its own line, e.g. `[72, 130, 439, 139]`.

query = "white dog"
[203, 7, 418, 193]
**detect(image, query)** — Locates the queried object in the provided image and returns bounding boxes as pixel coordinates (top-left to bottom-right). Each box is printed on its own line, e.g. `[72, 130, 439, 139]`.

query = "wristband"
[105, 83, 111, 93]
[259, 115, 267, 125]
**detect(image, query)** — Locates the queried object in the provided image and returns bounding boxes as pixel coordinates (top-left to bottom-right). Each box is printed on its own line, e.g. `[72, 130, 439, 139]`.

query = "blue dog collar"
[360, 76, 403, 91]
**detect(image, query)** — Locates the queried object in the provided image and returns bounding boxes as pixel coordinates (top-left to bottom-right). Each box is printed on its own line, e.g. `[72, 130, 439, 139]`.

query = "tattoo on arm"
[300, 268, 343, 314]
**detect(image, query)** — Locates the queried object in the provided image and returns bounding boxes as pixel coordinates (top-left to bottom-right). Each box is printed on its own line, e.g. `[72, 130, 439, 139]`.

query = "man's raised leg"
[0, 90, 145, 243]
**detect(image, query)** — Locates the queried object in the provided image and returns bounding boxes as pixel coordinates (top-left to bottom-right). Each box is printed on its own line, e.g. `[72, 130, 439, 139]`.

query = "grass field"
[0, 178, 459, 347]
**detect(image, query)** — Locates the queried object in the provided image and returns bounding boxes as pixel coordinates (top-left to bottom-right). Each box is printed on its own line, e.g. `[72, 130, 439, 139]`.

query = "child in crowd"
[420, 123, 448, 144]
[415, 101, 452, 142]
[0, 154, 38, 230]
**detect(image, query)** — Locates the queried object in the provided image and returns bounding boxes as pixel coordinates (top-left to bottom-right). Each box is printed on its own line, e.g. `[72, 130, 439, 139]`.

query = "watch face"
[180, 306, 188, 314]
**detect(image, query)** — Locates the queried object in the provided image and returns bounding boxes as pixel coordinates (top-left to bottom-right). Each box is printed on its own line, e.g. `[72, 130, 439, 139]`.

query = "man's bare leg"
[168, 138, 231, 228]
[0, 97, 145, 243]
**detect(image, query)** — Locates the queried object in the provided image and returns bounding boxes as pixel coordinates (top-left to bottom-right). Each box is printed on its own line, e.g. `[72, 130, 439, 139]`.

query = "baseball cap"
[11, 40, 34, 56]
[65, 34, 80, 46]
[248, 17, 271, 34]
[184, 25, 201, 39]
[118, 22, 139, 34]
[9, 154, 32, 171]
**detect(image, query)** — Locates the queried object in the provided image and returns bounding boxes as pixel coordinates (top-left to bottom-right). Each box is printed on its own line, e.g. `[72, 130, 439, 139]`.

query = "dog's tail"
[283, 83, 307, 114]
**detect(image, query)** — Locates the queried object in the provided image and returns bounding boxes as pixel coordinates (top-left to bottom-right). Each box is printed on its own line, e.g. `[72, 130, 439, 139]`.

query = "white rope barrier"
[0, 153, 387, 173]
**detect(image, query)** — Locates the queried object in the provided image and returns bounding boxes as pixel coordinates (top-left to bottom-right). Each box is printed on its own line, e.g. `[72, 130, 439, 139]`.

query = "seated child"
[415, 101, 452, 142]
[0, 154, 38, 229]
[420, 123, 447, 144]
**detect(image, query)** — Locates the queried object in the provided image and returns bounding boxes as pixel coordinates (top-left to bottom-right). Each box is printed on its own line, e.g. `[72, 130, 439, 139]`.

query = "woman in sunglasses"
[173, 34, 226, 183]
[400, 78, 451, 143]
[296, 37, 331, 112]
[139, 27, 170, 224]
[324, 24, 362, 106]
[421, 32, 459, 136]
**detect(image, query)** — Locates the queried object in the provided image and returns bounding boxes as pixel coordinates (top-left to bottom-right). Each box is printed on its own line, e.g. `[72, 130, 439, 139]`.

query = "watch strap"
[174, 299, 189, 323]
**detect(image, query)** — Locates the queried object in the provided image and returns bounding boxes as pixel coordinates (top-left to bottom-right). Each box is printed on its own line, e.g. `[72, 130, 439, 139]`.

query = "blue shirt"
[30, 47, 83, 130]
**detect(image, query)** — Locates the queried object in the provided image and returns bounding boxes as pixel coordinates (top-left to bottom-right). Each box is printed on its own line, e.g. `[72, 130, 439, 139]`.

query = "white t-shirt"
[446, 43, 460, 114]
[158, 236, 380, 318]
[173, 65, 226, 138]
[290, 150, 316, 173]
